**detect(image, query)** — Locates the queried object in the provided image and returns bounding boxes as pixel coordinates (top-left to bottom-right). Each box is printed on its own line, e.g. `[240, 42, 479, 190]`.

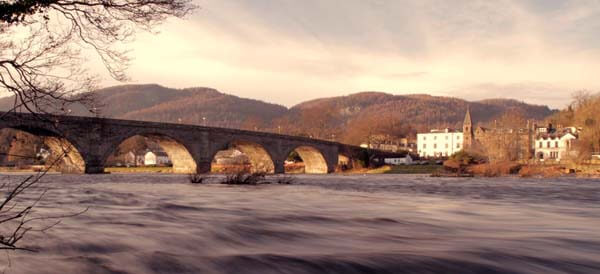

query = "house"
[462, 108, 536, 160]
[384, 154, 413, 165]
[534, 132, 578, 162]
[119, 151, 146, 167]
[36, 148, 50, 161]
[417, 128, 463, 158]
[213, 149, 249, 165]
[360, 135, 416, 153]
[144, 151, 171, 166]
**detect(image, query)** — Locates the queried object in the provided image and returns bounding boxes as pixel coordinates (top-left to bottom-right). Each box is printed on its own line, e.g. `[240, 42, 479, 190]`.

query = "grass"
[104, 166, 173, 173]
[366, 164, 443, 174]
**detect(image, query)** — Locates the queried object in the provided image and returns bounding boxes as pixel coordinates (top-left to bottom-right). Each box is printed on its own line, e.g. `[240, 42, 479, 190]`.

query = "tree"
[0, 0, 195, 255]
[297, 105, 339, 139]
[1, 0, 195, 114]
[549, 91, 600, 161]
[480, 111, 528, 162]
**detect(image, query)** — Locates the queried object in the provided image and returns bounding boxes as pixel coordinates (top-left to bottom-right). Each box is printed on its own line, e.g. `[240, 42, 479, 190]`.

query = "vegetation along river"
[3, 174, 600, 273]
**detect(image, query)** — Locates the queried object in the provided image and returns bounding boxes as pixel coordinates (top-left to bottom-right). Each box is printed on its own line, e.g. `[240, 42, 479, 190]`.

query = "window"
[445, 136, 448, 140]
[434, 144, 437, 149]
[555, 141, 559, 148]
[457, 143, 461, 148]
[547, 141, 550, 148]
[445, 144, 448, 148]
[423, 144, 426, 149]
[434, 136, 437, 140]
[539, 141, 542, 148]
[423, 136, 426, 140]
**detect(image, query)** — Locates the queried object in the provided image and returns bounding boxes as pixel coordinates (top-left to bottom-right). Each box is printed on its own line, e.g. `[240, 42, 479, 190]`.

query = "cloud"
[97, 0, 600, 108]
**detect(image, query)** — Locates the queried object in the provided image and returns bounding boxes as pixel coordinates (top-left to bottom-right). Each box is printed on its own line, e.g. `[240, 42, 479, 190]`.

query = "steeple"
[463, 107, 473, 149]
[463, 107, 472, 126]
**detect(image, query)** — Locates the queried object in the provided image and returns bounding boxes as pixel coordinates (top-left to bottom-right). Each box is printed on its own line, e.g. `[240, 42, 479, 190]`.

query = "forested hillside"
[279, 93, 554, 144]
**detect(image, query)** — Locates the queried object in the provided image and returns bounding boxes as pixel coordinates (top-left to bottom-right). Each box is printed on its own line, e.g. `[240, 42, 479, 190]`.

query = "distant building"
[418, 108, 537, 160]
[534, 130, 578, 162]
[462, 108, 536, 160]
[384, 154, 413, 165]
[360, 135, 416, 153]
[417, 128, 463, 158]
[463, 108, 474, 149]
[144, 151, 171, 166]
[36, 148, 50, 161]
[213, 149, 249, 165]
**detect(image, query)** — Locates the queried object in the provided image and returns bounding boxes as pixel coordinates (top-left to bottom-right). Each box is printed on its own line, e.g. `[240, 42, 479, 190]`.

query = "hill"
[0, 84, 289, 129]
[281, 92, 554, 144]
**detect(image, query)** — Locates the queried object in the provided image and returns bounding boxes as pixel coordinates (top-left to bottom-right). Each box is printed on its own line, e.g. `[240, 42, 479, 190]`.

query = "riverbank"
[442, 161, 600, 178]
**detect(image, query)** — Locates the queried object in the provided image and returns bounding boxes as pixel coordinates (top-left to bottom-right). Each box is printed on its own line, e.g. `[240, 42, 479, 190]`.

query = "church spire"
[463, 107, 473, 149]
[463, 107, 472, 126]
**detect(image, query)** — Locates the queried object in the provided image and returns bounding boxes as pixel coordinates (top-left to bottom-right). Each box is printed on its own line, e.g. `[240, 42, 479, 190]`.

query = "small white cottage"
[534, 132, 577, 161]
[144, 151, 171, 166]
[384, 154, 413, 165]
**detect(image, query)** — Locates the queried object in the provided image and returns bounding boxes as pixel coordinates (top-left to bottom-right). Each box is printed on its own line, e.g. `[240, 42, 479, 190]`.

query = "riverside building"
[417, 129, 463, 158]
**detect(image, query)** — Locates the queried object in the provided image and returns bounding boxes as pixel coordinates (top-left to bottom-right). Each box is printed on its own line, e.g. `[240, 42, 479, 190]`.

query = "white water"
[3, 174, 600, 273]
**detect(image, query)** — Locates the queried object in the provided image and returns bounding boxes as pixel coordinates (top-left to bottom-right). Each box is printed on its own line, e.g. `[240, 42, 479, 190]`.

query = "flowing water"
[3, 173, 600, 273]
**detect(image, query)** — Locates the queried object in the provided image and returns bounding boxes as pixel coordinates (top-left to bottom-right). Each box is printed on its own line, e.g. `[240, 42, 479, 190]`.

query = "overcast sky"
[100, 0, 600, 108]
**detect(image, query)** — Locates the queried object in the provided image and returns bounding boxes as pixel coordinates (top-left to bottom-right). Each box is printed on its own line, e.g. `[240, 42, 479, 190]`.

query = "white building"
[384, 154, 413, 165]
[535, 132, 577, 161]
[417, 129, 463, 158]
[144, 151, 171, 166]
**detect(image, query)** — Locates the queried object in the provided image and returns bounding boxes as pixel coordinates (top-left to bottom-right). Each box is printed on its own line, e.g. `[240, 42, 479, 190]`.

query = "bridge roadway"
[0, 111, 369, 174]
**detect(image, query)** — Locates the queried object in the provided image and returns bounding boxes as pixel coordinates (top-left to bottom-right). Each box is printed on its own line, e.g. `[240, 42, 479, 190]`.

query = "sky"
[100, 0, 600, 108]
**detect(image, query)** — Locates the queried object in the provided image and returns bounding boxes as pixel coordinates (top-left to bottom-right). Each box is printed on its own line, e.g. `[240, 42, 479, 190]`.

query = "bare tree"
[0, 0, 196, 257]
[480, 111, 528, 162]
[569, 92, 600, 161]
[1, 0, 195, 114]
[0, 145, 87, 252]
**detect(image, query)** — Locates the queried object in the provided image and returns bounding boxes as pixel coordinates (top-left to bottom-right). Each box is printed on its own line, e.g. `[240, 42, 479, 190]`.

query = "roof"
[536, 132, 578, 140]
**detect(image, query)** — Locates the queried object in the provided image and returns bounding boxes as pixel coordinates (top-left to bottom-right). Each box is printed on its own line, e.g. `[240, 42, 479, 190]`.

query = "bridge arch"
[0, 126, 86, 173]
[105, 133, 197, 173]
[210, 140, 275, 174]
[284, 145, 329, 174]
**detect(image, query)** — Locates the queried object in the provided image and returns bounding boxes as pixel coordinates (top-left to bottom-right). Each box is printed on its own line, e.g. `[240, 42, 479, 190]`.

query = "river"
[3, 174, 600, 273]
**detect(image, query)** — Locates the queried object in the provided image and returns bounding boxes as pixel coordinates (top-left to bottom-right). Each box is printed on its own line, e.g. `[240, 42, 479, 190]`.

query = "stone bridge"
[0, 112, 371, 174]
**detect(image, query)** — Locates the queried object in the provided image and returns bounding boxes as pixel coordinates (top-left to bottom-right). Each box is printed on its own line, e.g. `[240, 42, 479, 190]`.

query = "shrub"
[221, 172, 267, 185]
[449, 150, 486, 165]
[188, 173, 207, 184]
[469, 162, 522, 177]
